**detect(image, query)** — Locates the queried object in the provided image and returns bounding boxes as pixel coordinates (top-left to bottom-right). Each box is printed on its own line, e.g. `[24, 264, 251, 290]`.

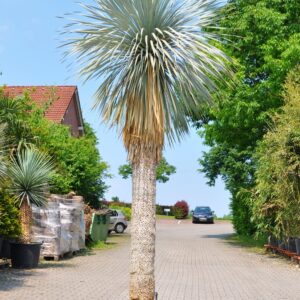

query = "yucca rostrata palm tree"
[8, 147, 54, 243]
[63, 0, 231, 298]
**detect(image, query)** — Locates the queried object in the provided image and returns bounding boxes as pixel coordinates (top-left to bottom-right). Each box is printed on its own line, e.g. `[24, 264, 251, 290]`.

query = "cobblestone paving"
[1, 221, 300, 300]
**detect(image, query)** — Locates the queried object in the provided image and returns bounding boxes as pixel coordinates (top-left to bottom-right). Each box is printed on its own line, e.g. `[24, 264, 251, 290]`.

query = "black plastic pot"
[0, 236, 3, 256]
[0, 238, 16, 259]
[287, 238, 296, 253]
[268, 236, 278, 247]
[278, 240, 286, 250]
[296, 238, 300, 256]
[10, 242, 42, 269]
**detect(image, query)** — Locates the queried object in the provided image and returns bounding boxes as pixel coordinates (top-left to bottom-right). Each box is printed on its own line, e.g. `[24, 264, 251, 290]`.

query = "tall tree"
[119, 157, 176, 183]
[194, 0, 300, 235]
[63, 1, 231, 298]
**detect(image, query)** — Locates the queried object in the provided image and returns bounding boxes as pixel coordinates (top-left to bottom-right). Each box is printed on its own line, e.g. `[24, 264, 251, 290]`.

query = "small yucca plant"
[8, 147, 54, 243]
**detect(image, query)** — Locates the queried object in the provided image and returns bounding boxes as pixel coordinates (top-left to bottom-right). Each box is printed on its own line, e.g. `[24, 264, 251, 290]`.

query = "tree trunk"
[20, 200, 32, 244]
[130, 151, 157, 300]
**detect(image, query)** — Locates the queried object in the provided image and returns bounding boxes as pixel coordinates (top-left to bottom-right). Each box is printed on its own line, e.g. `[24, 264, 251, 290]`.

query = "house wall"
[63, 96, 83, 137]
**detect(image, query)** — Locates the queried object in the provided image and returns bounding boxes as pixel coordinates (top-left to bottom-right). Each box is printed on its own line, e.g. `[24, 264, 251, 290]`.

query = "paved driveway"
[1, 220, 300, 300]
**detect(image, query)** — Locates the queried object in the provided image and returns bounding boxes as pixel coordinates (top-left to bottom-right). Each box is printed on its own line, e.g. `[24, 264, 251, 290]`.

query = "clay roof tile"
[4, 86, 77, 123]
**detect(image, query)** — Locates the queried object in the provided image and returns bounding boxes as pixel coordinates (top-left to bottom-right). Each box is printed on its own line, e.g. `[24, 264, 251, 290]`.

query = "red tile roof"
[4, 86, 77, 123]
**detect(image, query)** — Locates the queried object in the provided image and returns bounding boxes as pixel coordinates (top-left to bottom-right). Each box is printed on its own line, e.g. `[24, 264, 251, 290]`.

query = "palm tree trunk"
[130, 150, 157, 300]
[20, 200, 32, 244]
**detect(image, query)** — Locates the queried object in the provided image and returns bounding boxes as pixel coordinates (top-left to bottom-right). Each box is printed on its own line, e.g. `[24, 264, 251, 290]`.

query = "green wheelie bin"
[90, 213, 110, 242]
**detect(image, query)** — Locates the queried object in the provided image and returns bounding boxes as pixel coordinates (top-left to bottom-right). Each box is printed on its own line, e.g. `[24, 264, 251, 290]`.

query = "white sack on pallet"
[32, 195, 85, 258]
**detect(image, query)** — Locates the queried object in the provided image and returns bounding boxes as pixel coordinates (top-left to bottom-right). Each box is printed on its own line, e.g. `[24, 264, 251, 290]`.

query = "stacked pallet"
[32, 194, 85, 260]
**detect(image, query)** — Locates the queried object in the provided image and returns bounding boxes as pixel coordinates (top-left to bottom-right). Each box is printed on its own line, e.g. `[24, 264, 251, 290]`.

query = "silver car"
[108, 210, 128, 234]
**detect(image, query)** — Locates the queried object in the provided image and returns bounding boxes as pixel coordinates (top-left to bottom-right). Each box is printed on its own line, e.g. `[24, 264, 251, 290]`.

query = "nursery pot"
[10, 242, 42, 269]
[0, 238, 16, 259]
[278, 240, 286, 250]
[287, 238, 296, 253]
[268, 236, 278, 247]
[296, 238, 300, 256]
[0, 236, 3, 256]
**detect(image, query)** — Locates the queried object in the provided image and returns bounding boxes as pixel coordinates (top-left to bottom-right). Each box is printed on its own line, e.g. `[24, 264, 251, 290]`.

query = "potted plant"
[292, 231, 300, 256]
[8, 147, 54, 268]
[296, 238, 300, 256]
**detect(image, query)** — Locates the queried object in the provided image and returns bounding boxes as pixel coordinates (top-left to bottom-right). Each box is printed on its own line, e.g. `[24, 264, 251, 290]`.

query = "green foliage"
[173, 200, 189, 219]
[231, 190, 256, 235]
[155, 205, 164, 215]
[109, 205, 131, 221]
[195, 0, 300, 235]
[156, 158, 177, 183]
[111, 196, 120, 202]
[119, 157, 176, 183]
[28, 116, 110, 208]
[253, 67, 300, 238]
[8, 147, 54, 207]
[0, 194, 21, 238]
[87, 240, 115, 251]
[118, 164, 132, 180]
[156, 204, 174, 216]
[0, 88, 33, 146]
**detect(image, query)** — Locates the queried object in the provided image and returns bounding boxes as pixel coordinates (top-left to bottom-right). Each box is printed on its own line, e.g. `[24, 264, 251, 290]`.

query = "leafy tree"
[28, 115, 110, 208]
[119, 158, 176, 183]
[0, 89, 33, 147]
[253, 67, 300, 239]
[111, 196, 120, 202]
[63, 0, 231, 298]
[195, 0, 300, 235]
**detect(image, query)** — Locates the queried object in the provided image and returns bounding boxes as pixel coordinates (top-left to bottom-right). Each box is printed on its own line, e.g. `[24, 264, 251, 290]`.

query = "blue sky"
[0, 1, 231, 216]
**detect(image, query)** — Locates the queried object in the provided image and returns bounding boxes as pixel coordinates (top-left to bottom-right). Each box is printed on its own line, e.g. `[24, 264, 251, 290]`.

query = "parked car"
[192, 206, 214, 224]
[108, 210, 128, 234]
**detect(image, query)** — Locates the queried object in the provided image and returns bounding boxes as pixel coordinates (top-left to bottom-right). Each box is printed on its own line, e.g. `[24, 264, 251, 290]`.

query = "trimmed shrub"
[173, 200, 189, 219]
[156, 205, 164, 215]
[0, 194, 21, 238]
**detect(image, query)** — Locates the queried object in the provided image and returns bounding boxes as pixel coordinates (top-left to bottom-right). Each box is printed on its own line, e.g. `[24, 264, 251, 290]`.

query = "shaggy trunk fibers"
[20, 200, 32, 244]
[130, 151, 157, 300]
